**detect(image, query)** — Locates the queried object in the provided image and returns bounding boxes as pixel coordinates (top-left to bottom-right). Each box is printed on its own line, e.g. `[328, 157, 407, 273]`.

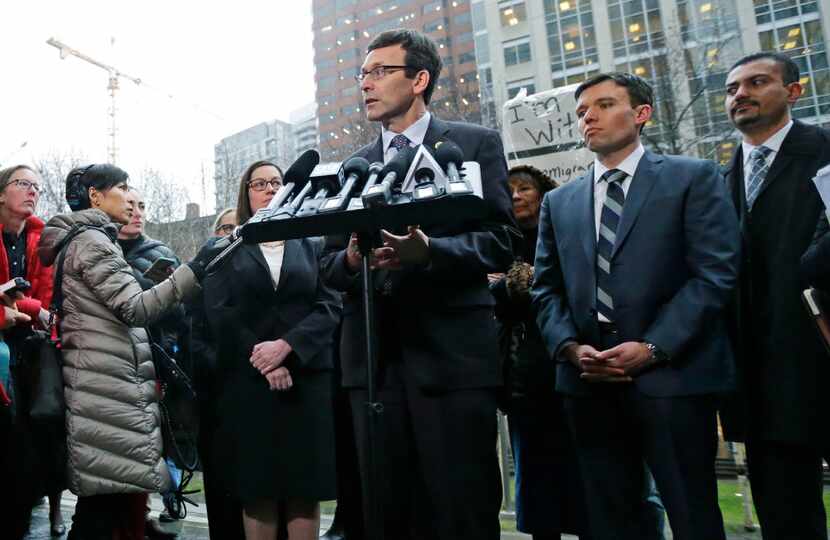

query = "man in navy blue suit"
[532, 72, 740, 540]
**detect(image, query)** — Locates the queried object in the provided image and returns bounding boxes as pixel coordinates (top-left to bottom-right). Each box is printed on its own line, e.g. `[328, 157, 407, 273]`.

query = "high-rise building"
[290, 102, 319, 156]
[471, 0, 829, 161]
[213, 119, 297, 212]
[311, 0, 482, 160]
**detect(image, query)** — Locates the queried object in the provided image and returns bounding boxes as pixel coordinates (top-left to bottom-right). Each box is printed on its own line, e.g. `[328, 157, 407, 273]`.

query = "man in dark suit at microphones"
[320, 28, 515, 540]
[532, 72, 740, 540]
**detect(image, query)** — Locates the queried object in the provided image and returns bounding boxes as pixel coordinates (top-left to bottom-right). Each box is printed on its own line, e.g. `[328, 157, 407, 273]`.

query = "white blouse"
[259, 240, 285, 289]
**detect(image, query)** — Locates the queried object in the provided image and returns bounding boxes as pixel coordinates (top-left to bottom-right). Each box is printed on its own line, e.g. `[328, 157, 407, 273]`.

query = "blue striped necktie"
[746, 145, 772, 210]
[596, 169, 627, 321]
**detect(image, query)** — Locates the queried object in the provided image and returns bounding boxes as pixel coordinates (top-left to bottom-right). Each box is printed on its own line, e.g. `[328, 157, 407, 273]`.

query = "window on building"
[422, 1, 442, 14]
[471, 1, 487, 30]
[317, 57, 336, 71]
[499, 1, 527, 27]
[337, 48, 360, 64]
[475, 33, 490, 64]
[754, 3, 830, 121]
[424, 18, 448, 33]
[454, 13, 472, 26]
[318, 76, 336, 90]
[503, 38, 531, 66]
[507, 78, 536, 98]
[459, 51, 477, 64]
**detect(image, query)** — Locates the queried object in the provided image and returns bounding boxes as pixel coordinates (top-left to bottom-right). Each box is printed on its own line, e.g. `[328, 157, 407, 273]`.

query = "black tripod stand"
[355, 231, 385, 540]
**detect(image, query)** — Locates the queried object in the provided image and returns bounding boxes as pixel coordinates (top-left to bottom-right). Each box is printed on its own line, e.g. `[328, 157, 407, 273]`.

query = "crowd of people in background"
[1, 26, 829, 540]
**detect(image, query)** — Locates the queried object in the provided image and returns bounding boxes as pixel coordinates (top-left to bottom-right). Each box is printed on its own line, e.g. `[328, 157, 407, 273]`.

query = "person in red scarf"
[0, 164, 65, 539]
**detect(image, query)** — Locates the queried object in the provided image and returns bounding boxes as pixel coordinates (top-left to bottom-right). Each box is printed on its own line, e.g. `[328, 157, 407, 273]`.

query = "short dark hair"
[575, 72, 655, 108]
[367, 28, 442, 105]
[236, 160, 284, 225]
[729, 52, 800, 85]
[65, 163, 129, 211]
[508, 165, 559, 195]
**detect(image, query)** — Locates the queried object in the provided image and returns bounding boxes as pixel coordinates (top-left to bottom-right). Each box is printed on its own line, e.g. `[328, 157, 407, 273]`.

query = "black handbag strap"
[49, 224, 105, 333]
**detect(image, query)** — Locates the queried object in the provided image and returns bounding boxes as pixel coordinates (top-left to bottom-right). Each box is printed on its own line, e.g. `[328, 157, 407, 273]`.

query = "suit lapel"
[754, 152, 794, 204]
[240, 243, 272, 287]
[272, 239, 295, 294]
[610, 151, 662, 259]
[752, 121, 815, 207]
[367, 136, 383, 163]
[575, 170, 596, 268]
[422, 116, 451, 152]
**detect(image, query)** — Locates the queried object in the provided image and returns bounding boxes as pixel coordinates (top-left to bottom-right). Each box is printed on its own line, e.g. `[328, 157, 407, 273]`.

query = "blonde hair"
[212, 208, 237, 233]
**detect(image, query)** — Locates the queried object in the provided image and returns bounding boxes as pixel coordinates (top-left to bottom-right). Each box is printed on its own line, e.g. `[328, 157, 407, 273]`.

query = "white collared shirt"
[381, 111, 432, 164]
[741, 120, 792, 195]
[593, 144, 645, 243]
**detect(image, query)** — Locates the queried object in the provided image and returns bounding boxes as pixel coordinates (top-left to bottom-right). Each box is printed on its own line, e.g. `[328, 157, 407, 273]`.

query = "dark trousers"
[349, 364, 502, 540]
[199, 415, 246, 540]
[563, 325, 724, 540]
[68, 493, 147, 540]
[746, 440, 830, 540]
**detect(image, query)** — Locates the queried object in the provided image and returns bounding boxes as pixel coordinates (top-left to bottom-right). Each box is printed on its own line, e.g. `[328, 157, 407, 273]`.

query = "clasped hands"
[345, 227, 430, 272]
[563, 341, 656, 383]
[250, 339, 294, 391]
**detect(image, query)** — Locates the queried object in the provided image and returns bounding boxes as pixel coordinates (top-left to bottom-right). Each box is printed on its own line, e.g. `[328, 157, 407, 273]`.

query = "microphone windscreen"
[383, 146, 415, 179]
[283, 149, 320, 187]
[343, 156, 371, 180]
[435, 140, 464, 169]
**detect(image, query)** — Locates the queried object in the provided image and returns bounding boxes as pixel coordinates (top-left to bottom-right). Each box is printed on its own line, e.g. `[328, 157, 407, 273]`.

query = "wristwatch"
[644, 342, 668, 364]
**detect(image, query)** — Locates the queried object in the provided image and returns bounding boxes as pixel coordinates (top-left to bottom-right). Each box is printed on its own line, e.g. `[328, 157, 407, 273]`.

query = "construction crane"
[46, 37, 142, 164]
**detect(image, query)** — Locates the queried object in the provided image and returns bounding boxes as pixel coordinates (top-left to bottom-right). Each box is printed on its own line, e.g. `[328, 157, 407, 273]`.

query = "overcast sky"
[1, 0, 316, 213]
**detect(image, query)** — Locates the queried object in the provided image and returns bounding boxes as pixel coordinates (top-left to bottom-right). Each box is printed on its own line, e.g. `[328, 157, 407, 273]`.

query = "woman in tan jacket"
[37, 163, 221, 540]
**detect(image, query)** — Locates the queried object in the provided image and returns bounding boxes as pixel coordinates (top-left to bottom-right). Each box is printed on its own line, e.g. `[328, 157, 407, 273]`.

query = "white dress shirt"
[592, 144, 645, 242]
[592, 144, 645, 323]
[741, 120, 793, 196]
[259, 240, 285, 290]
[381, 111, 431, 164]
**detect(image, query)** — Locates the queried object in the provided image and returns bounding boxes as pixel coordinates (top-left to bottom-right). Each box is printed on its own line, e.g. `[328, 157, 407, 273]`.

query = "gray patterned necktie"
[746, 146, 772, 210]
[596, 169, 627, 321]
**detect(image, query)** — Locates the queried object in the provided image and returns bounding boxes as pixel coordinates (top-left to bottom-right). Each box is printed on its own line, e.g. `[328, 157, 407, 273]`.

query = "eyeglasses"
[9, 179, 41, 193]
[247, 179, 282, 192]
[355, 65, 413, 83]
[215, 223, 235, 235]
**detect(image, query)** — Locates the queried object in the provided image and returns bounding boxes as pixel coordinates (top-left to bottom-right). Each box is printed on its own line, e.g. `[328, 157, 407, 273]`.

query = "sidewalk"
[22, 491, 779, 540]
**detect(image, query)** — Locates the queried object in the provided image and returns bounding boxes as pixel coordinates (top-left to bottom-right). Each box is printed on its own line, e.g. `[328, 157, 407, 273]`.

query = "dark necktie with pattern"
[389, 133, 411, 154]
[745, 145, 772, 211]
[379, 135, 412, 295]
[596, 169, 627, 322]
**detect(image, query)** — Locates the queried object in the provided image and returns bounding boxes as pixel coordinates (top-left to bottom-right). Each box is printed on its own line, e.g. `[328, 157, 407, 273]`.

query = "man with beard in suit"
[721, 52, 830, 540]
[320, 28, 515, 540]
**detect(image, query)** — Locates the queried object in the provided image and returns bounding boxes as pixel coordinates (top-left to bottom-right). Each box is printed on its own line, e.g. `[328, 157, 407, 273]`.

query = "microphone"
[412, 167, 441, 200]
[205, 149, 319, 273]
[362, 146, 415, 208]
[435, 141, 472, 195]
[319, 157, 372, 213]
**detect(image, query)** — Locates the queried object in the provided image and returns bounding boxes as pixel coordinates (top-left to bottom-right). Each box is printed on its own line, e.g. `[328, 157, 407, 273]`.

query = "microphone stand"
[356, 230, 385, 540]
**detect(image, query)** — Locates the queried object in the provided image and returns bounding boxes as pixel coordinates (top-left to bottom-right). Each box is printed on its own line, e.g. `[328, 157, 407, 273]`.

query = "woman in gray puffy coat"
[37, 163, 221, 540]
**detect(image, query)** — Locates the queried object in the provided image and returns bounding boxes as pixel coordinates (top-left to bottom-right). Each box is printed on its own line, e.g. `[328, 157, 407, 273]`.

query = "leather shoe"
[50, 523, 66, 537]
[145, 518, 177, 539]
